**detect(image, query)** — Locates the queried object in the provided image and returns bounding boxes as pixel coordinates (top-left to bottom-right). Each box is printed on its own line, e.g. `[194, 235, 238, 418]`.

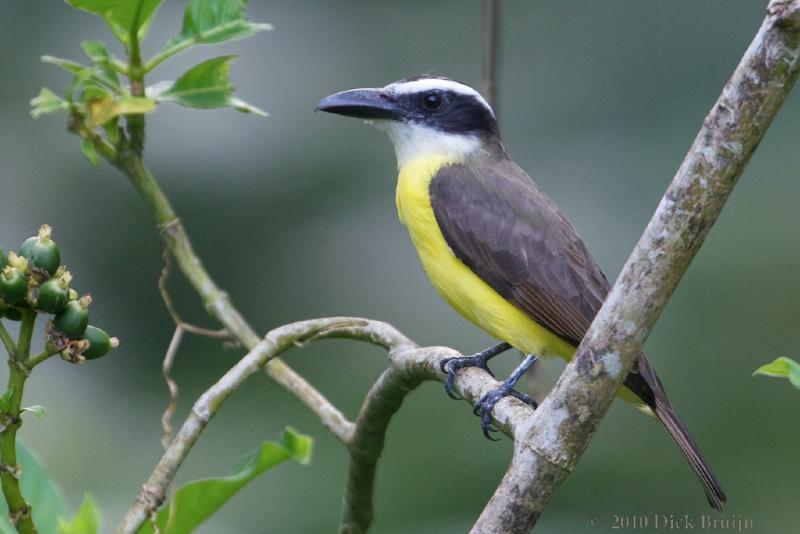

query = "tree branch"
[116, 317, 366, 534]
[481, 0, 502, 113]
[117, 315, 539, 534]
[473, 2, 800, 531]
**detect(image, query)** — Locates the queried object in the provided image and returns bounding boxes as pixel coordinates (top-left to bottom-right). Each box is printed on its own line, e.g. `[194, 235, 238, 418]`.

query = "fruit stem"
[26, 348, 59, 370]
[0, 324, 15, 356]
[0, 308, 38, 533]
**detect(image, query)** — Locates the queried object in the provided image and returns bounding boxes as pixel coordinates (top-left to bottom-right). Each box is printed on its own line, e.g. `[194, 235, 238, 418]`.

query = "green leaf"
[66, 1, 165, 44]
[42, 50, 122, 99]
[754, 356, 800, 389]
[0, 441, 69, 534]
[22, 405, 47, 419]
[65, 69, 109, 108]
[104, 119, 121, 145]
[151, 0, 270, 69]
[80, 40, 121, 90]
[41, 56, 87, 75]
[153, 56, 266, 116]
[31, 89, 70, 119]
[58, 494, 100, 534]
[80, 140, 101, 167]
[137, 428, 312, 534]
[0, 385, 14, 413]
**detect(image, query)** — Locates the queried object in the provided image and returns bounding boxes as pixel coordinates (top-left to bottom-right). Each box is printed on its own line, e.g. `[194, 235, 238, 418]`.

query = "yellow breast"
[395, 155, 576, 360]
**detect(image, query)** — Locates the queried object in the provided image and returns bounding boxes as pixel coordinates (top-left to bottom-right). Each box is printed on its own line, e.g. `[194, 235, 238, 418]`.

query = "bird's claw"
[439, 354, 496, 400]
[473, 384, 538, 440]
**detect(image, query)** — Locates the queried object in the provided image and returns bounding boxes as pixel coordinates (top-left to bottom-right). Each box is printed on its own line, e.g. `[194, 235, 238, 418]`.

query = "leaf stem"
[143, 41, 194, 73]
[0, 308, 37, 533]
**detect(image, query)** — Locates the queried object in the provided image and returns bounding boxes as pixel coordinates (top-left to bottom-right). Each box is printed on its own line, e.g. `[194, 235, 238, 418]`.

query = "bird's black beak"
[316, 88, 401, 120]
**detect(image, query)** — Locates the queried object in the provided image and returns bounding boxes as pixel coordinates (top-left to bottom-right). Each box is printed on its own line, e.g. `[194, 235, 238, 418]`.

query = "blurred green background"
[1, 1, 799, 532]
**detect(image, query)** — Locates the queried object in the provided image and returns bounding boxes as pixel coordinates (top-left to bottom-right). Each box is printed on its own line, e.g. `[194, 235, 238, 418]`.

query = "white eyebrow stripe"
[385, 79, 495, 117]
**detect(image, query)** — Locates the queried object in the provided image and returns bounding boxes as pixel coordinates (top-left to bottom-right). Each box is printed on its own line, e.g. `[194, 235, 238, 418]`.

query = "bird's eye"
[423, 92, 442, 110]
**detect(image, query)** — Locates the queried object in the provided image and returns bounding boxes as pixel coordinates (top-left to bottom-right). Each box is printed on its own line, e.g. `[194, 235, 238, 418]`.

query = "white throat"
[382, 122, 481, 168]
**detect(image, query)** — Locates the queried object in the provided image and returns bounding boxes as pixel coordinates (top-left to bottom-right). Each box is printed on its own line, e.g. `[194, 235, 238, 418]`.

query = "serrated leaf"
[80, 140, 100, 167]
[67, 0, 165, 45]
[153, 0, 270, 67]
[0, 441, 69, 534]
[136, 428, 312, 534]
[88, 95, 157, 126]
[754, 356, 800, 389]
[153, 56, 266, 115]
[58, 493, 100, 534]
[22, 405, 47, 419]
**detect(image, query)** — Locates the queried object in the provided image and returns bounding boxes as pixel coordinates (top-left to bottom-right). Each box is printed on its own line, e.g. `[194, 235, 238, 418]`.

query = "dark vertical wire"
[481, 0, 502, 120]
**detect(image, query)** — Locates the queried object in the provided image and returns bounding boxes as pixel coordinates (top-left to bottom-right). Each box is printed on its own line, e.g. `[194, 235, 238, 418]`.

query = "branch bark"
[473, 2, 800, 531]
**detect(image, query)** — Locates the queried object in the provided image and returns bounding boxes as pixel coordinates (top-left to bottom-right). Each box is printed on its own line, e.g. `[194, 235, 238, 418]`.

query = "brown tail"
[625, 356, 727, 511]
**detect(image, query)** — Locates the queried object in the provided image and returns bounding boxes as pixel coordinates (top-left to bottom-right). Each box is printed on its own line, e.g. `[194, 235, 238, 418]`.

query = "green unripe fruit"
[19, 238, 35, 258]
[37, 278, 69, 314]
[2, 308, 22, 321]
[83, 325, 118, 359]
[53, 297, 90, 339]
[0, 267, 28, 304]
[20, 225, 60, 275]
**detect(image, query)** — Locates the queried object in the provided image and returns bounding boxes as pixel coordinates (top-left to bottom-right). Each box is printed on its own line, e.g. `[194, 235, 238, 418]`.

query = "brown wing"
[429, 159, 610, 347]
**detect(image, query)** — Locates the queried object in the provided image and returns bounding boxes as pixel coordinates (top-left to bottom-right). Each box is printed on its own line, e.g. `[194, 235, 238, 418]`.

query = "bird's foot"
[439, 342, 512, 400]
[472, 354, 539, 440]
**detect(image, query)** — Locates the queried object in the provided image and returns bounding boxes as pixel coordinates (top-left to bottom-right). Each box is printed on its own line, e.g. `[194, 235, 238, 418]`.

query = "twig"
[157, 246, 228, 339]
[160, 326, 183, 449]
[481, 0, 502, 113]
[472, 2, 800, 531]
[340, 366, 423, 533]
[156, 246, 227, 448]
[116, 317, 366, 534]
[111, 160, 341, 446]
[0, 309, 38, 534]
[118, 315, 532, 534]
[70, 112, 349, 502]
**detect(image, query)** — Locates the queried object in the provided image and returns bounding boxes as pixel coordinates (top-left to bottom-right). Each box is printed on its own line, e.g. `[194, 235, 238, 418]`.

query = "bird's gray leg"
[473, 354, 539, 440]
[439, 342, 512, 400]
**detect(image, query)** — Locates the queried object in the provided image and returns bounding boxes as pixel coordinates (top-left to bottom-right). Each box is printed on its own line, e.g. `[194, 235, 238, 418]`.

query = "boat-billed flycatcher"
[317, 75, 726, 511]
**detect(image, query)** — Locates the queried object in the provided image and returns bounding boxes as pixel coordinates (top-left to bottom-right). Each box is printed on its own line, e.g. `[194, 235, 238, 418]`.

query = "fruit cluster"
[0, 225, 118, 362]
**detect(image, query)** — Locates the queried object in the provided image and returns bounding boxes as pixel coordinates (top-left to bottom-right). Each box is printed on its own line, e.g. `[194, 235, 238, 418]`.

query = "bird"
[316, 75, 726, 511]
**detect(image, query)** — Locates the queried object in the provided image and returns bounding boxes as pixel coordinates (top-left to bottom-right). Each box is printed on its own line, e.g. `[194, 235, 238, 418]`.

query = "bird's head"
[316, 76, 501, 167]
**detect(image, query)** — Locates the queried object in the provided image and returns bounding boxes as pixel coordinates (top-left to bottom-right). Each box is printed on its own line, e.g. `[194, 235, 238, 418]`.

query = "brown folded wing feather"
[429, 158, 609, 347]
